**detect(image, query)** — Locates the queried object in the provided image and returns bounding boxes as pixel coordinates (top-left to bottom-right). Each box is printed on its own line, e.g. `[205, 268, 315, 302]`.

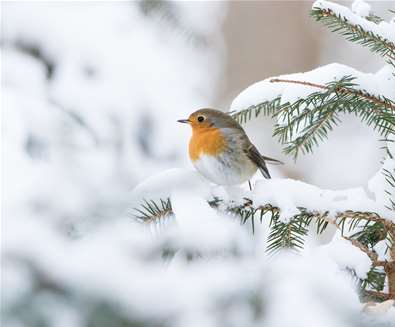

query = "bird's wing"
[223, 128, 281, 179]
[245, 144, 271, 179]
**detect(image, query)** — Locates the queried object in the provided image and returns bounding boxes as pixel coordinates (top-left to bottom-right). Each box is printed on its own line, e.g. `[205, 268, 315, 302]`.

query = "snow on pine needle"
[231, 64, 395, 158]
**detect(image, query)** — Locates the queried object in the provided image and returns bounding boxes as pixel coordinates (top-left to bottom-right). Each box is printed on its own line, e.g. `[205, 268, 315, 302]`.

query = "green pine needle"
[310, 7, 395, 63]
[132, 198, 173, 223]
[232, 97, 284, 125]
[232, 76, 394, 159]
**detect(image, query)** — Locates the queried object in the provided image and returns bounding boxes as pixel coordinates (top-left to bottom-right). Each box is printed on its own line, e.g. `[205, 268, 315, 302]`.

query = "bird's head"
[177, 108, 241, 132]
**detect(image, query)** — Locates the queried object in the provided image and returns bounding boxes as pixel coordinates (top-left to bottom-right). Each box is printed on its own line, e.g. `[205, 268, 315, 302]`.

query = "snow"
[130, 168, 212, 206]
[3, 206, 380, 327]
[388, 134, 395, 156]
[313, 0, 395, 43]
[351, 0, 371, 18]
[368, 158, 395, 211]
[261, 250, 362, 327]
[230, 62, 394, 151]
[3, 1, 395, 326]
[231, 63, 395, 113]
[363, 300, 395, 316]
[1, 0, 227, 241]
[118, 164, 394, 323]
[2, 1, 225, 220]
[321, 235, 371, 279]
[1, 2, 234, 326]
[132, 163, 395, 226]
[249, 176, 395, 222]
[373, 240, 389, 262]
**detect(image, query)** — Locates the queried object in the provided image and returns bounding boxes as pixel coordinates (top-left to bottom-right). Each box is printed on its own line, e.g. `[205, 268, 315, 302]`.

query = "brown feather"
[245, 144, 271, 179]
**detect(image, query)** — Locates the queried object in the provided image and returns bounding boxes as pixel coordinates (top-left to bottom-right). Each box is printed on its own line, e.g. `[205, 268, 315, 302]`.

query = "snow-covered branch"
[312, 0, 395, 61]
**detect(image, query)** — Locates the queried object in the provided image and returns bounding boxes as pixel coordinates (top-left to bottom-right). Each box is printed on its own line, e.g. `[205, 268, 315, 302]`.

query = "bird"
[177, 108, 282, 186]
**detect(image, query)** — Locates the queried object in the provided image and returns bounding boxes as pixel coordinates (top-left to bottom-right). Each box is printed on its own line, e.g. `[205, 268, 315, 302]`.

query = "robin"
[177, 108, 282, 186]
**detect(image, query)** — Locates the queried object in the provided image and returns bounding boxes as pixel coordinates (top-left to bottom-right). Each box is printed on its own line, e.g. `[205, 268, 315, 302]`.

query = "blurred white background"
[2, 1, 225, 232]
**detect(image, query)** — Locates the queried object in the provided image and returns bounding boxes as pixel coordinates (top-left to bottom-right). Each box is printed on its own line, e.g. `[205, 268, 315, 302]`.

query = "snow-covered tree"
[133, 0, 395, 313]
[2, 1, 395, 327]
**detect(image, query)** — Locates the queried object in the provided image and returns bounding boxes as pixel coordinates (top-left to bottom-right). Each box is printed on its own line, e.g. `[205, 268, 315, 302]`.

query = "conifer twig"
[270, 78, 395, 112]
[133, 196, 395, 299]
[311, 7, 395, 61]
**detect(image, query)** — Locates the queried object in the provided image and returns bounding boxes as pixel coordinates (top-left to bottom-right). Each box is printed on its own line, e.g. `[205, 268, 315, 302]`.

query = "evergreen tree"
[135, 0, 395, 302]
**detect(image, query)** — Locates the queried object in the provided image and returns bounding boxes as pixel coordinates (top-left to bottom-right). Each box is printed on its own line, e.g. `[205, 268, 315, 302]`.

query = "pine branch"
[232, 76, 394, 159]
[311, 7, 395, 63]
[336, 210, 394, 254]
[361, 268, 387, 293]
[269, 78, 395, 112]
[231, 97, 283, 125]
[131, 198, 173, 223]
[347, 265, 388, 301]
[133, 197, 320, 253]
[132, 198, 393, 238]
[336, 210, 394, 231]
[133, 196, 395, 297]
[274, 76, 394, 158]
[266, 209, 316, 254]
[132, 197, 393, 256]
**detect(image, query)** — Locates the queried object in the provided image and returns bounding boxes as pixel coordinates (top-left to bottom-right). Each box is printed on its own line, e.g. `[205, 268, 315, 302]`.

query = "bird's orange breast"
[189, 128, 227, 162]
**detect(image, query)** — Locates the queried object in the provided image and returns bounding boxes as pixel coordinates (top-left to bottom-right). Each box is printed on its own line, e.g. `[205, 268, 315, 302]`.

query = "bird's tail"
[258, 155, 283, 179]
[261, 155, 283, 165]
[258, 165, 271, 179]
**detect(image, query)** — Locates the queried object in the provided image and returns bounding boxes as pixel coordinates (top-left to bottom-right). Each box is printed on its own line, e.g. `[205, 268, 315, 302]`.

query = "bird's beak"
[177, 119, 190, 124]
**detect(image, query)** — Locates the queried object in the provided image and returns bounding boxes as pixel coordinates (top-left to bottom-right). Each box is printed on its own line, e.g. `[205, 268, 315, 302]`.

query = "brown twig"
[269, 78, 395, 112]
[386, 229, 395, 299]
[363, 290, 391, 301]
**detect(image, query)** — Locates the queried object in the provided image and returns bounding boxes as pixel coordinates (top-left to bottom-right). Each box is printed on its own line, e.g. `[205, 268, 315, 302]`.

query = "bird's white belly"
[193, 153, 257, 185]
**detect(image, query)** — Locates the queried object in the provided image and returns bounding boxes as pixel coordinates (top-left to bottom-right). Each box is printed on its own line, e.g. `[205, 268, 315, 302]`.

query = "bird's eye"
[197, 116, 205, 122]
